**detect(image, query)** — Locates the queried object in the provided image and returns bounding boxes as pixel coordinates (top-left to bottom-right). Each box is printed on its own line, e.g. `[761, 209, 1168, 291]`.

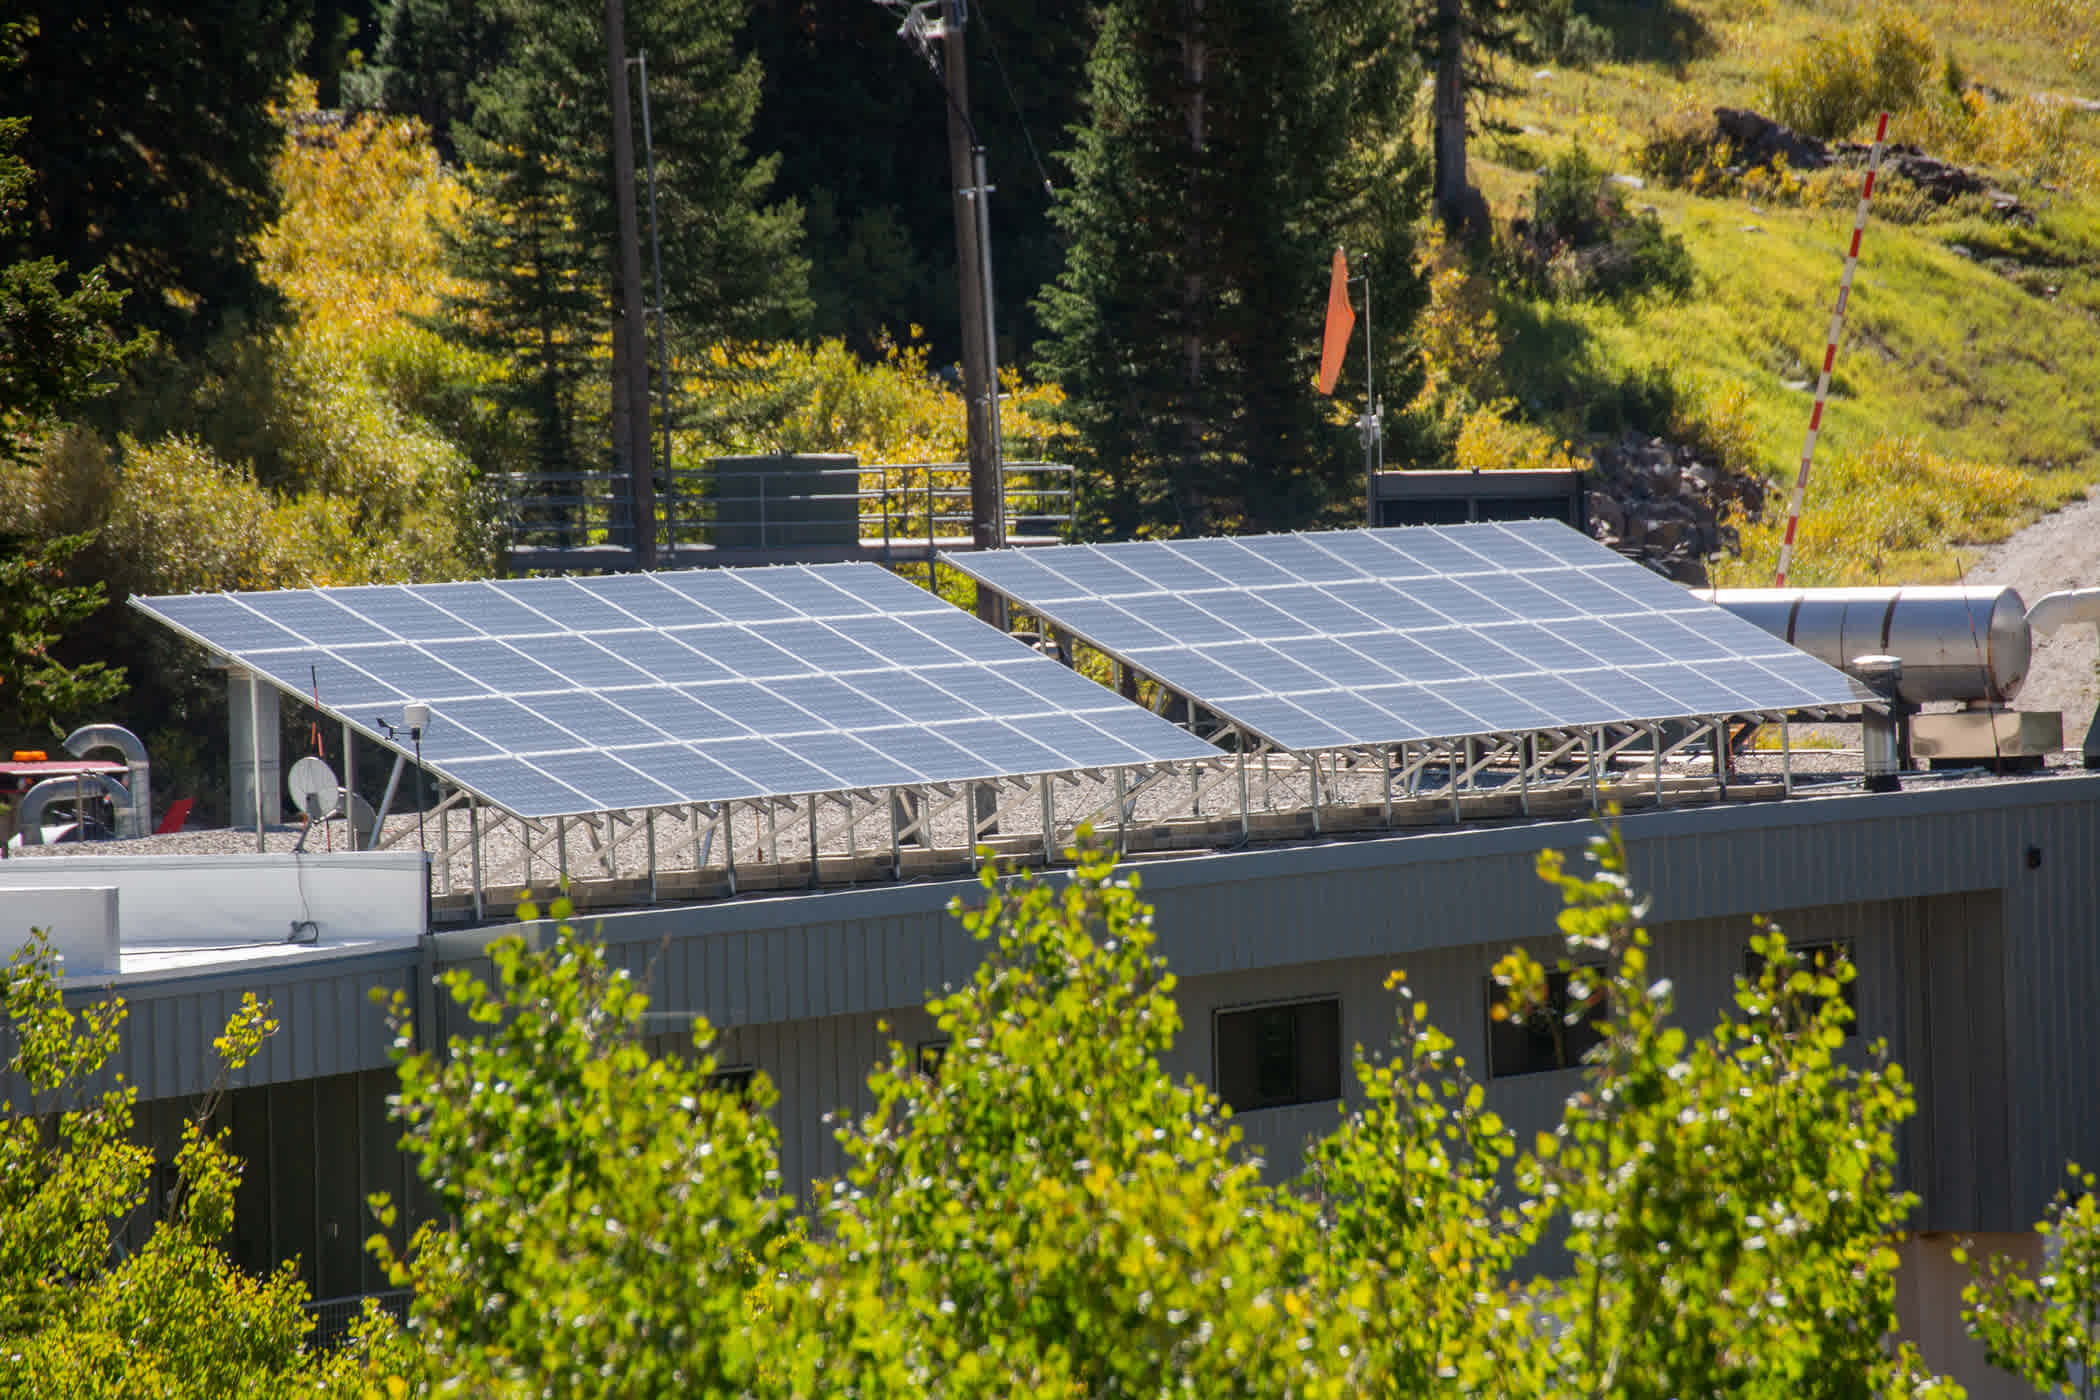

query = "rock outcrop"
[1586, 432, 1769, 584]
[1709, 107, 2029, 221]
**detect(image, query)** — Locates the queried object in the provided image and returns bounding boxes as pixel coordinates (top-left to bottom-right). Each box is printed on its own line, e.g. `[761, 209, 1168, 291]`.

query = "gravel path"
[1958, 484, 2100, 746]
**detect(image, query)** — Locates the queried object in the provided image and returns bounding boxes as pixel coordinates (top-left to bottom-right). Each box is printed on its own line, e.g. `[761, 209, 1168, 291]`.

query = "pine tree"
[344, 0, 512, 163]
[1035, 0, 1424, 540]
[1414, 0, 1547, 234]
[439, 0, 808, 478]
[0, 1, 306, 354]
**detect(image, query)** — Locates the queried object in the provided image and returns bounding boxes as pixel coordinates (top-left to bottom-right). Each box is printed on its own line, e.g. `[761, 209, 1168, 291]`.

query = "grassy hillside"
[1471, 0, 2100, 584]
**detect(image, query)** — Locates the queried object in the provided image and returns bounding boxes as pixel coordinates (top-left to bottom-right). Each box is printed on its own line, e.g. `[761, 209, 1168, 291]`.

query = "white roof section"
[0, 851, 427, 983]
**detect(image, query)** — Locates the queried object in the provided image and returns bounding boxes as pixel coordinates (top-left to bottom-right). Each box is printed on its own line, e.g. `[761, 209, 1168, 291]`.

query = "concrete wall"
[4, 885, 119, 975]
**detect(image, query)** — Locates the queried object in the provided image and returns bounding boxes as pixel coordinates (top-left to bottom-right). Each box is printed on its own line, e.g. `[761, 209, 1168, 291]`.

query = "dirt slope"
[1961, 486, 2100, 746]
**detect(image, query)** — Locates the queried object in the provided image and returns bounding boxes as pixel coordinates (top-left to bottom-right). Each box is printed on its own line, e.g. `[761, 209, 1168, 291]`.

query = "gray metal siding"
[60, 774, 2100, 1233]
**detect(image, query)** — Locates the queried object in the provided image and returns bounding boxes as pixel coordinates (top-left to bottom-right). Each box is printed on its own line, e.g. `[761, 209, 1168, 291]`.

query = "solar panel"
[945, 523, 1863, 751]
[134, 563, 1219, 819]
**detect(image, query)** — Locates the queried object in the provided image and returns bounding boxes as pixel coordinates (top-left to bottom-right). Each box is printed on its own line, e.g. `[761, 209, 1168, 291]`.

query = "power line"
[973, 0, 1056, 198]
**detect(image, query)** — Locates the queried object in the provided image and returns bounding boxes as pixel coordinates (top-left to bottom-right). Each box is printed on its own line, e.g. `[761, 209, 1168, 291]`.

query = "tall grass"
[1720, 436, 2083, 585]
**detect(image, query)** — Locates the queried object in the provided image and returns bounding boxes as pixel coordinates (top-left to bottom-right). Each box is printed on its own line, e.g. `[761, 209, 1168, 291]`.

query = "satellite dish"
[287, 756, 341, 820]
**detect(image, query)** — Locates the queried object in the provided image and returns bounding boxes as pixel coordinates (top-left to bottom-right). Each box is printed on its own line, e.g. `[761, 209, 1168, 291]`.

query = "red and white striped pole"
[1773, 110, 1889, 588]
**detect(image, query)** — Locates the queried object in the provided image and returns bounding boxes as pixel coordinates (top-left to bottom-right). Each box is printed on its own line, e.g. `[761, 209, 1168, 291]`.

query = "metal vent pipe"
[64, 724, 151, 838]
[1852, 655, 1905, 793]
[14, 773, 131, 846]
[1712, 586, 2028, 705]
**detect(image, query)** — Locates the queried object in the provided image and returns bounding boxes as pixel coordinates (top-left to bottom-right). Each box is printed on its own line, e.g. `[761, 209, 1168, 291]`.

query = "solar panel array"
[945, 520, 1863, 753]
[134, 564, 1217, 819]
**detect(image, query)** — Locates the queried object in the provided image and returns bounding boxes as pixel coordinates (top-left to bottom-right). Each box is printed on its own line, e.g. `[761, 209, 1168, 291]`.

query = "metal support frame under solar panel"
[132, 564, 1245, 919]
[944, 522, 1869, 829]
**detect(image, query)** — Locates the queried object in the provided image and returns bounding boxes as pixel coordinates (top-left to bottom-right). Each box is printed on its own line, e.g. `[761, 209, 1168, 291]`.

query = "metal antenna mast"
[606, 0, 655, 568]
[1353, 266, 1381, 524]
[631, 49, 674, 541]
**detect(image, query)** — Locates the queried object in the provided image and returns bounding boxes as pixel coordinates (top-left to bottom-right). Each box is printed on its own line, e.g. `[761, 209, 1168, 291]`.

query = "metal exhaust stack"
[64, 724, 150, 838]
[1854, 655, 1904, 793]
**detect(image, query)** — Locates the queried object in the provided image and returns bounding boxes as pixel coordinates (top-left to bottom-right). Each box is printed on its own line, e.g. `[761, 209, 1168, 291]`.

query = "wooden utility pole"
[1431, 0, 1473, 235]
[607, 0, 656, 569]
[939, 0, 1004, 622]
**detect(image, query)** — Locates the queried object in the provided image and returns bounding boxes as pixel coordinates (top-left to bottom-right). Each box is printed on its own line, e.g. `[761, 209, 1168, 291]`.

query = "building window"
[915, 1040, 949, 1079]
[1487, 968, 1606, 1079]
[1214, 998, 1342, 1113]
[1745, 939, 1858, 1037]
[706, 1065, 756, 1100]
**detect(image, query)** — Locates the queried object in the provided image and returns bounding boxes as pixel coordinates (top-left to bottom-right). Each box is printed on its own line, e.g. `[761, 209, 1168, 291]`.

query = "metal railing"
[495, 460, 1075, 560]
[305, 1287, 412, 1350]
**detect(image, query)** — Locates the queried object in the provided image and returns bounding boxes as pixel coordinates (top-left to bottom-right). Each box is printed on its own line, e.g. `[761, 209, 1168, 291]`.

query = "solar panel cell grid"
[432, 697, 585, 754]
[415, 582, 563, 636]
[944, 521, 1861, 751]
[1160, 537, 1299, 587]
[1295, 688, 1421, 744]
[1020, 712, 1149, 768]
[613, 687, 754, 740]
[440, 756, 595, 816]
[788, 731, 926, 788]
[763, 620, 890, 674]
[144, 594, 306, 650]
[599, 631, 737, 685]
[682, 681, 826, 736]
[1092, 540, 1234, 593]
[572, 575, 722, 628]
[769, 675, 908, 729]
[746, 566, 882, 617]
[533, 751, 684, 810]
[1299, 529, 1428, 577]
[615, 744, 764, 802]
[489, 579, 637, 632]
[654, 569, 801, 621]
[1125, 648, 1266, 700]
[428, 639, 572, 694]
[937, 719, 1074, 776]
[245, 592, 393, 646]
[519, 691, 671, 748]
[138, 560, 1226, 819]
[328, 586, 478, 641]
[1070, 705, 1218, 759]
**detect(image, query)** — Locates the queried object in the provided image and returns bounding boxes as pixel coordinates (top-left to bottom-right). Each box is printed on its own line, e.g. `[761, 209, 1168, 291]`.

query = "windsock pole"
[1773, 110, 1890, 588]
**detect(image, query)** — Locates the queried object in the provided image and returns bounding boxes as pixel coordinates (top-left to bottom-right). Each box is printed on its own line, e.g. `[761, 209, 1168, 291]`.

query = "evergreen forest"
[4, 0, 2100, 802]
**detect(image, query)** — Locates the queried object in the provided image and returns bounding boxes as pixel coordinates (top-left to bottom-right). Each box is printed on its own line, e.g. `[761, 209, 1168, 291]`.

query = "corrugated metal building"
[31, 771, 2100, 1391]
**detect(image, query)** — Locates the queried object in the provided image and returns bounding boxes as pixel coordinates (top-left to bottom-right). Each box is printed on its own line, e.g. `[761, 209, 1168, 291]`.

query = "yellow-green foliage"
[259, 82, 470, 339]
[1723, 434, 2081, 584]
[688, 335, 1078, 545]
[0, 427, 479, 598]
[1454, 403, 1589, 473]
[691, 334, 1073, 465]
[1411, 223, 1505, 412]
[1669, 374, 1764, 475]
[1765, 8, 1936, 140]
[222, 82, 494, 583]
[1899, 88, 2100, 191]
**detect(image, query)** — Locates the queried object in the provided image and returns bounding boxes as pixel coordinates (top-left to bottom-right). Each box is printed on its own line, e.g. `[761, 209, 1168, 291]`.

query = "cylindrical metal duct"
[1713, 586, 2029, 705]
[14, 773, 130, 846]
[1853, 655, 1904, 793]
[64, 723, 150, 839]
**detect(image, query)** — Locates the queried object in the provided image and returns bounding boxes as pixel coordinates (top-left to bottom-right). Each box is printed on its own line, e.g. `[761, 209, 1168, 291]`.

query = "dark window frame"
[1486, 966, 1607, 1079]
[915, 1039, 950, 1080]
[706, 1065, 757, 1100]
[1213, 996, 1344, 1114]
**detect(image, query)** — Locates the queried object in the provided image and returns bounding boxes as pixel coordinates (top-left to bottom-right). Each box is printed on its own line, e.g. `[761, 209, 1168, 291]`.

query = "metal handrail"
[495, 460, 1075, 556]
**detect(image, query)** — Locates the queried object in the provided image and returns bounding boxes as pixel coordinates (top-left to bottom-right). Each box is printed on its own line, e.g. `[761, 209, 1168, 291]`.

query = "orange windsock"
[1317, 246, 1355, 396]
